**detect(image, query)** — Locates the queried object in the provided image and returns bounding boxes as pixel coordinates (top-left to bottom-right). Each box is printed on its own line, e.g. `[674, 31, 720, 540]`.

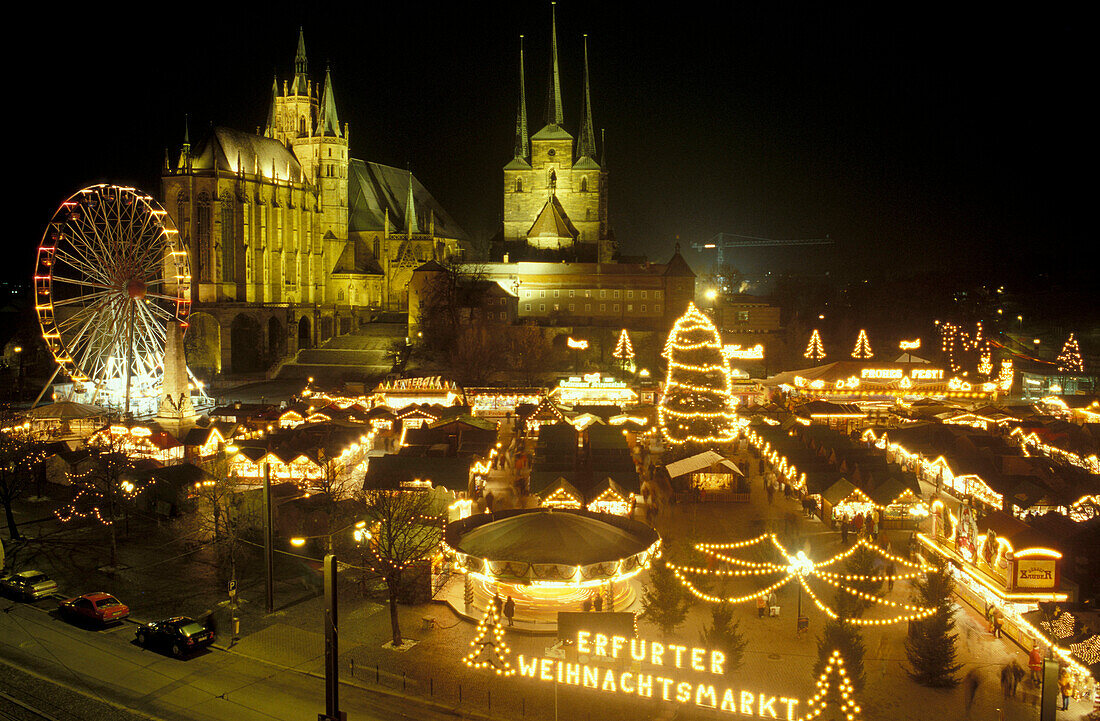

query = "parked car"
[58, 592, 130, 625]
[135, 617, 214, 657]
[0, 571, 59, 600]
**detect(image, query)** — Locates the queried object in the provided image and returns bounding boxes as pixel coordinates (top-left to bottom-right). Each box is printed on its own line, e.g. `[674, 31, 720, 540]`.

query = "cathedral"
[497, 5, 612, 263]
[162, 30, 471, 376]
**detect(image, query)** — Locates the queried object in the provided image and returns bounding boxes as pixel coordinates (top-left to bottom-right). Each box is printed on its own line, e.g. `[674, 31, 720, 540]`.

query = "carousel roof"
[23, 401, 106, 420]
[450, 508, 658, 567]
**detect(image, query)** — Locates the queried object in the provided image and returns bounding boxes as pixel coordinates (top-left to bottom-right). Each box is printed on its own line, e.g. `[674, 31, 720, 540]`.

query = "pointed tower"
[264, 75, 279, 139]
[291, 27, 309, 95]
[513, 36, 529, 162]
[545, 2, 564, 128]
[576, 35, 597, 162]
[405, 172, 420, 236]
[176, 115, 191, 171]
[318, 65, 342, 137]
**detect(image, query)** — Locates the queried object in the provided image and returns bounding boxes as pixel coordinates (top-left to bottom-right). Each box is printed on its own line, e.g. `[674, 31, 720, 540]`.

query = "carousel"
[444, 508, 660, 624]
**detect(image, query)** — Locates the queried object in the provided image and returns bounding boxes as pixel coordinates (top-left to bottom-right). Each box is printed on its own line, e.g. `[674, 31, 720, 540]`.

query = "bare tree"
[503, 323, 559, 386]
[356, 486, 444, 646]
[448, 324, 504, 386]
[0, 423, 47, 541]
[58, 430, 135, 569]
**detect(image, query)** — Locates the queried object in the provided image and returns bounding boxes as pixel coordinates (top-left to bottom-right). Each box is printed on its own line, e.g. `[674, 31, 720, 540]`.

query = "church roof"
[527, 195, 579, 241]
[331, 237, 383, 276]
[572, 156, 600, 170]
[504, 157, 532, 170]
[348, 160, 470, 242]
[663, 248, 695, 277]
[531, 124, 573, 141]
[193, 127, 304, 182]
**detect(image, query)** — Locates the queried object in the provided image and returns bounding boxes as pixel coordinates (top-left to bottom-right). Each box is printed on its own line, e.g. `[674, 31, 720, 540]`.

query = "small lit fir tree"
[658, 303, 737, 446]
[612, 328, 635, 372]
[462, 601, 515, 675]
[904, 556, 962, 687]
[1057, 333, 1084, 374]
[804, 329, 826, 363]
[699, 602, 747, 672]
[850, 329, 873, 360]
[804, 650, 864, 720]
[815, 620, 866, 691]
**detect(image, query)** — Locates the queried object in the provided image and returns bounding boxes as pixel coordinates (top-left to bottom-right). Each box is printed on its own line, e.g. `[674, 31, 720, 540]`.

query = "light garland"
[462, 602, 516, 675]
[1040, 611, 1076, 640]
[978, 348, 993, 377]
[997, 359, 1014, 392]
[804, 330, 826, 362]
[657, 303, 737, 445]
[850, 330, 873, 360]
[796, 650, 862, 721]
[613, 329, 635, 360]
[667, 535, 935, 626]
[1056, 333, 1084, 374]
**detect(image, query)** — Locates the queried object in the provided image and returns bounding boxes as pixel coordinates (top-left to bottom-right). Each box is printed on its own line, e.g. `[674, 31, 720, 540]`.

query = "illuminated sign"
[910, 368, 943, 380]
[1014, 559, 1057, 590]
[858, 367, 944, 381]
[899, 339, 921, 350]
[860, 368, 904, 379]
[513, 631, 801, 719]
[567, 337, 589, 350]
[722, 344, 764, 360]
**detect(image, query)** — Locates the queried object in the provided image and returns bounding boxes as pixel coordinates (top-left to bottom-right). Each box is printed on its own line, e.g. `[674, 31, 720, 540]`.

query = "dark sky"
[16, 3, 1091, 285]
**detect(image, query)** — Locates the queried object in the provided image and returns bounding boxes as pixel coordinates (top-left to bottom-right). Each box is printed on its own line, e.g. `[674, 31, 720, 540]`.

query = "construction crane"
[690, 232, 833, 266]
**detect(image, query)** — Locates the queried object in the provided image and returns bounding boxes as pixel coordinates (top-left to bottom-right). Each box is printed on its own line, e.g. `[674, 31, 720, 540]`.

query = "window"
[655, 304, 661, 312]
[641, 304, 647, 312]
[220, 197, 234, 282]
[553, 290, 559, 298]
[627, 290, 633, 299]
[585, 304, 591, 312]
[627, 304, 633, 312]
[568, 303, 574, 311]
[600, 304, 606, 311]
[540, 290, 546, 298]
[737, 311, 750, 322]
[515, 178, 523, 192]
[525, 303, 531, 311]
[539, 304, 545, 312]
[641, 291, 647, 299]
[569, 290, 575, 297]
[501, 312, 506, 320]
[614, 303, 620, 312]
[580, 176, 588, 192]
[600, 290, 606, 299]
[553, 303, 560, 311]
[613, 290, 621, 299]
[524, 290, 531, 298]
[655, 290, 662, 299]
[585, 289, 591, 298]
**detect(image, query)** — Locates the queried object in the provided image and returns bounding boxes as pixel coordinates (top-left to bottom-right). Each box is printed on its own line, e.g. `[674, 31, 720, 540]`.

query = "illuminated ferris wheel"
[34, 184, 191, 415]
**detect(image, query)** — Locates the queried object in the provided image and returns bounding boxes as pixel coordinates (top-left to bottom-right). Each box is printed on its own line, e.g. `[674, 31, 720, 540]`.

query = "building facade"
[498, 8, 611, 262]
[161, 30, 470, 376]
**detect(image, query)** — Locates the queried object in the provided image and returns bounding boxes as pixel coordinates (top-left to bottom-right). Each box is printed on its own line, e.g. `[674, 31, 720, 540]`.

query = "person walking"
[766, 481, 775, 504]
[991, 610, 1003, 639]
[757, 595, 767, 618]
[963, 668, 981, 713]
[1000, 664, 1013, 699]
[503, 595, 516, 627]
[593, 593, 603, 612]
[767, 591, 778, 617]
[886, 561, 896, 592]
[1058, 669, 1073, 711]
[1028, 646, 1043, 685]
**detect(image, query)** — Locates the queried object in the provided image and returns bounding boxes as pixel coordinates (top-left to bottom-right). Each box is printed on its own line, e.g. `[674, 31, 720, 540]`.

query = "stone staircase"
[275, 321, 408, 381]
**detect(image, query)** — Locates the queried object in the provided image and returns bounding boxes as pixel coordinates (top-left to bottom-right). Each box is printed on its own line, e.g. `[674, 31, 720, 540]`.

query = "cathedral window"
[373, 237, 381, 260]
[515, 178, 523, 193]
[196, 194, 212, 282]
[580, 176, 588, 192]
[220, 195, 235, 282]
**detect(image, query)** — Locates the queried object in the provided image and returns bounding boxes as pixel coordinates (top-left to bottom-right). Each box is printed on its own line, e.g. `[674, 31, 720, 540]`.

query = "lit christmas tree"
[1057, 334, 1084, 374]
[658, 303, 737, 446]
[462, 601, 515, 676]
[801, 650, 863, 720]
[997, 359, 1014, 392]
[612, 328, 635, 371]
[977, 347, 993, 377]
[804, 329, 826, 363]
[851, 330, 873, 360]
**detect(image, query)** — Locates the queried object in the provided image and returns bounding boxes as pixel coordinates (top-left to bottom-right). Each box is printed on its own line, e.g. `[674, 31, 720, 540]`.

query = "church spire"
[577, 34, 596, 160]
[264, 74, 278, 138]
[176, 114, 191, 171]
[405, 171, 420, 236]
[545, 2, 563, 127]
[291, 27, 308, 96]
[513, 36, 529, 160]
[318, 64, 341, 137]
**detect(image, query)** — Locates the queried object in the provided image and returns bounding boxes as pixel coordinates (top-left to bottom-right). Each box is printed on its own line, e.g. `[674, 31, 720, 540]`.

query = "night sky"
[16, 3, 1090, 286]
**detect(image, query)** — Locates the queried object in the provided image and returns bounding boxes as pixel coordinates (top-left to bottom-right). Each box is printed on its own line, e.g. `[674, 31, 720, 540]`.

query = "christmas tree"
[612, 328, 635, 372]
[978, 347, 993, 377]
[904, 557, 961, 687]
[1057, 334, 1084, 374]
[640, 561, 691, 637]
[851, 330, 873, 360]
[658, 303, 737, 445]
[815, 621, 866, 691]
[462, 601, 515, 675]
[804, 329, 826, 363]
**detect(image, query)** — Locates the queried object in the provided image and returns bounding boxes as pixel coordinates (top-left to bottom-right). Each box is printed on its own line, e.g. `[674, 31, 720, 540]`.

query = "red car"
[59, 592, 131, 625]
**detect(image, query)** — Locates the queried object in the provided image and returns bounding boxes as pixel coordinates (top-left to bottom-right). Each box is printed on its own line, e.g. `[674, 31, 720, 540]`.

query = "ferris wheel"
[34, 184, 191, 415]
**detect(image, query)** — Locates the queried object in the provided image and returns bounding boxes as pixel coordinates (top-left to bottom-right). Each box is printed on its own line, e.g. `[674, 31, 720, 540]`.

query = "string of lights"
[804, 329, 826, 362]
